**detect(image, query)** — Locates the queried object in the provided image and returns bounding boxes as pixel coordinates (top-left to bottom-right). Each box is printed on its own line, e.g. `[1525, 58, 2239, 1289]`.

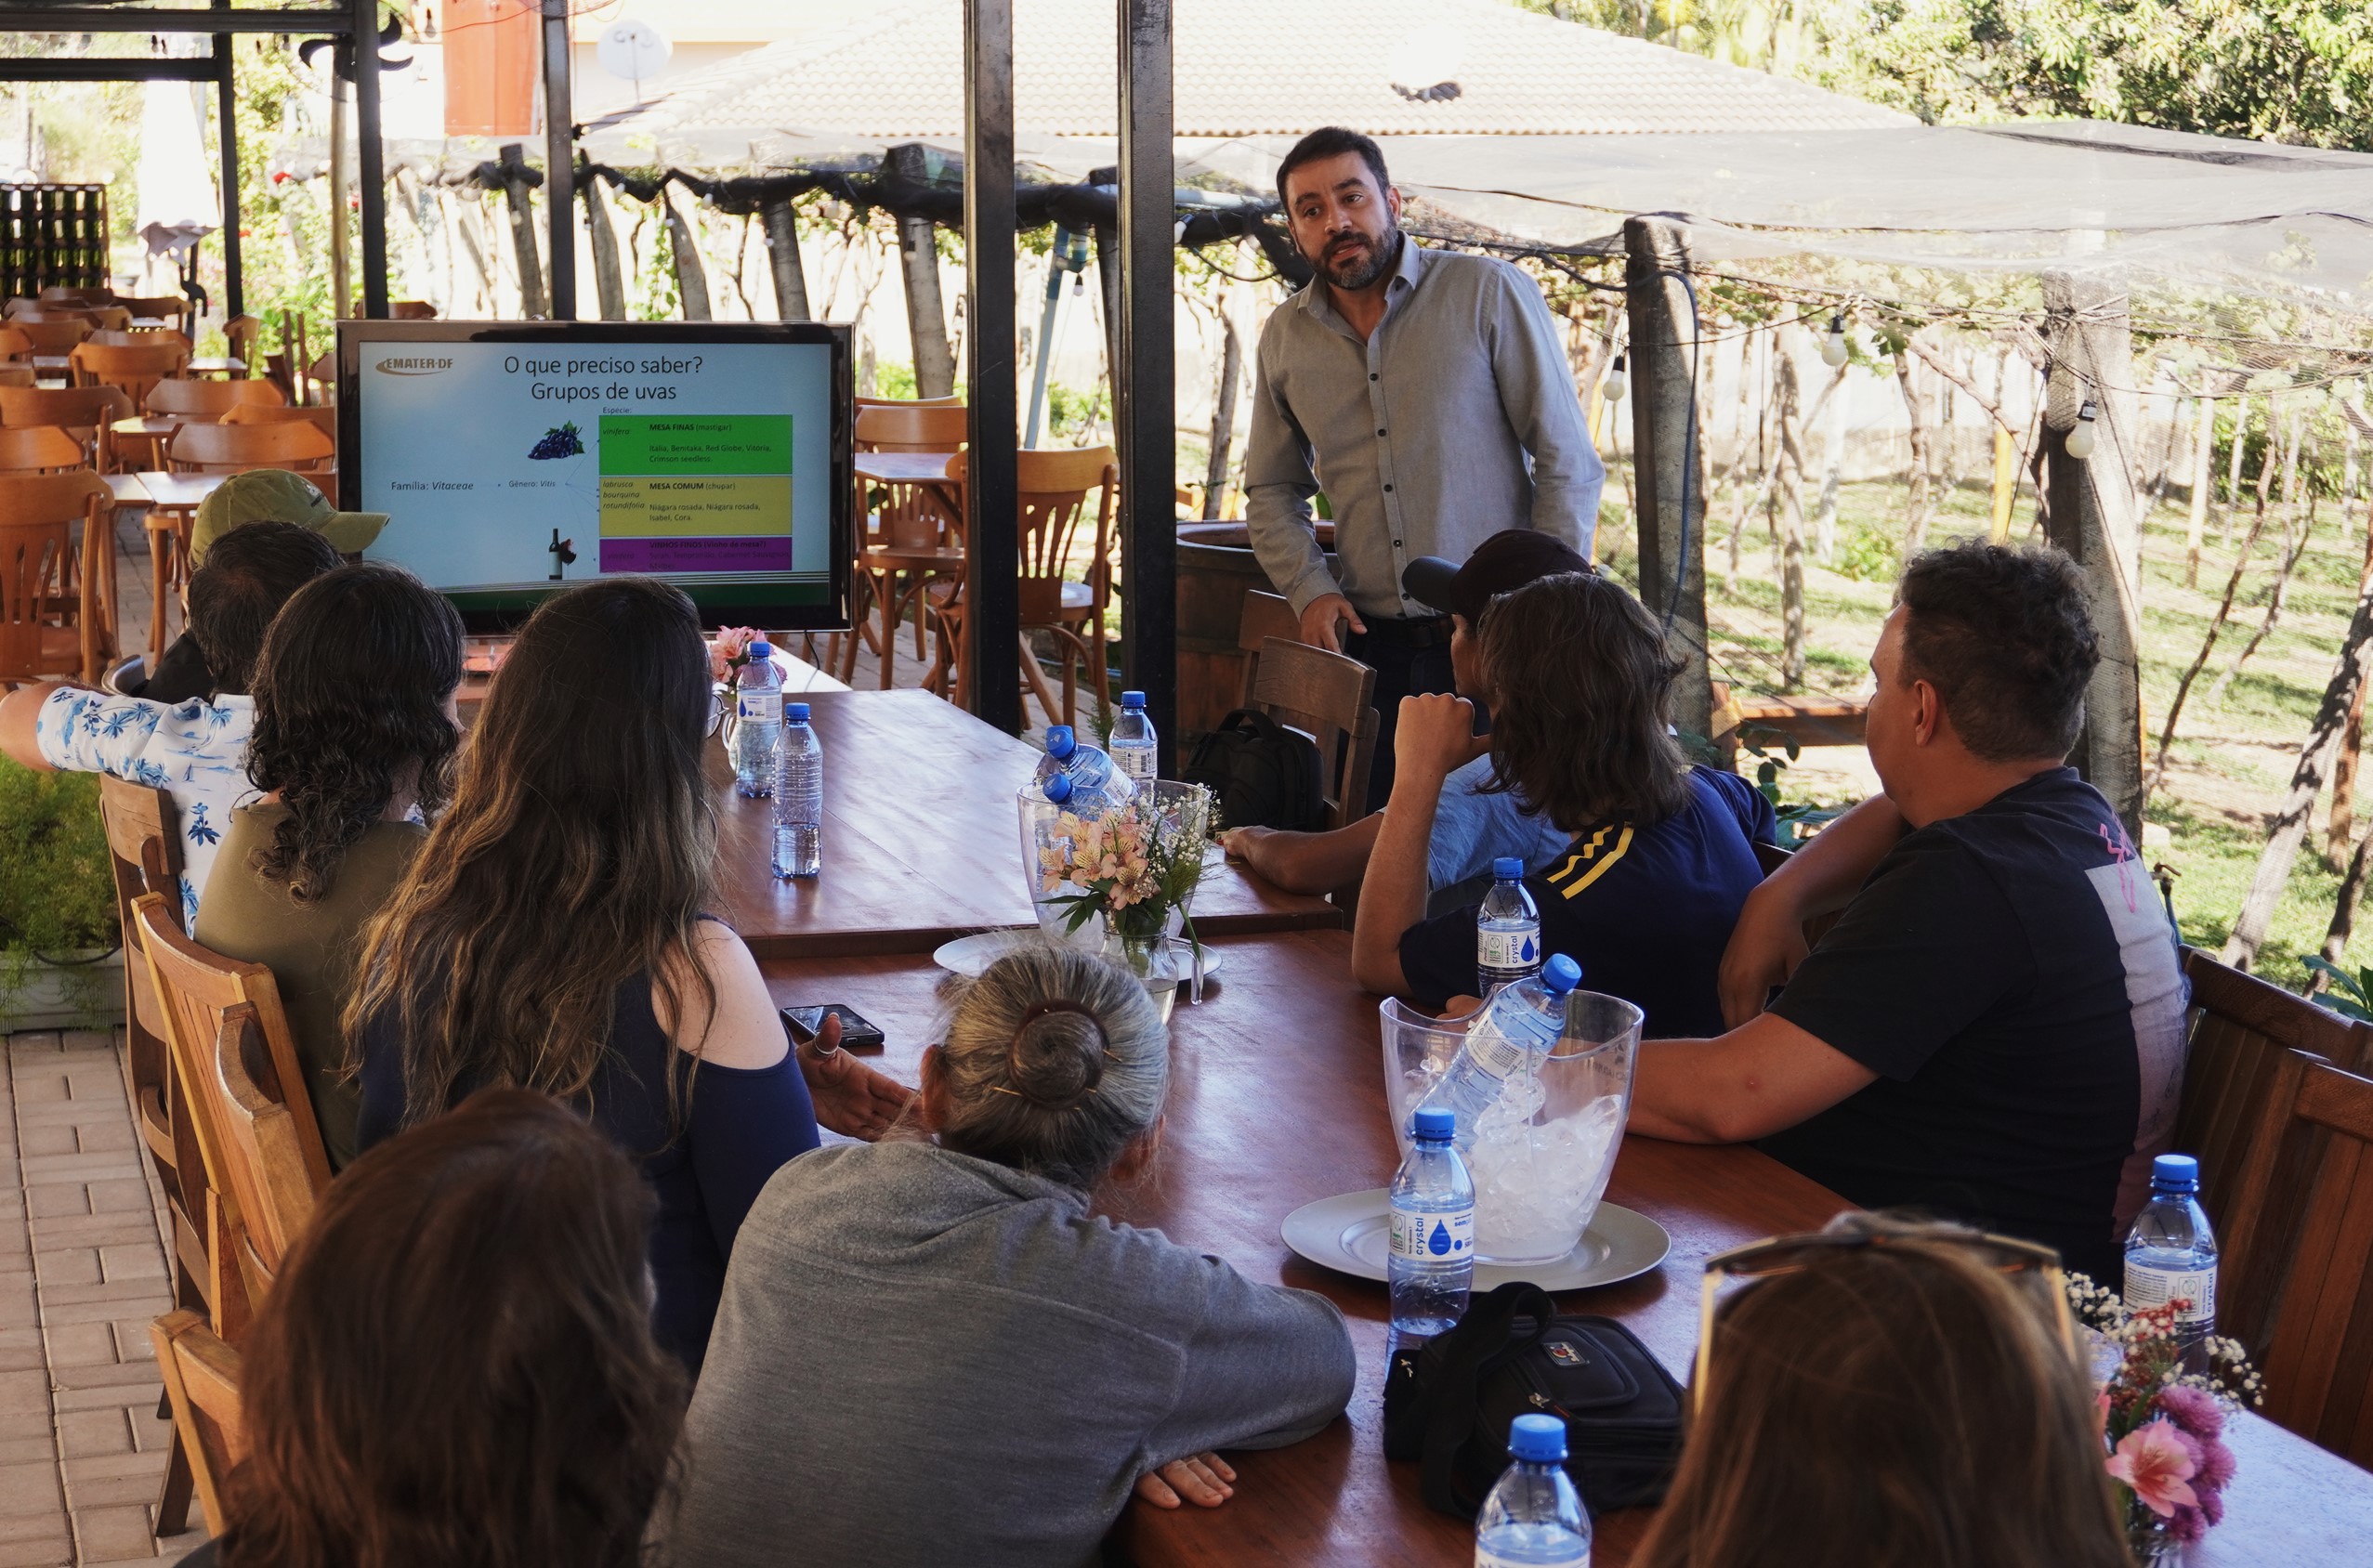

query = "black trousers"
[1344, 618, 1458, 813]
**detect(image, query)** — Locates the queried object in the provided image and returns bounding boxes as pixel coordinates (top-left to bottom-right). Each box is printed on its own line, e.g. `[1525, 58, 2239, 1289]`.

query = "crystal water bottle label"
[1478, 929, 1539, 971]
[737, 689, 781, 725]
[2126, 1261, 2217, 1324]
[1116, 746, 1156, 782]
[1389, 1204, 1474, 1263]
[1476, 1544, 1586, 1568]
[1465, 1023, 1531, 1084]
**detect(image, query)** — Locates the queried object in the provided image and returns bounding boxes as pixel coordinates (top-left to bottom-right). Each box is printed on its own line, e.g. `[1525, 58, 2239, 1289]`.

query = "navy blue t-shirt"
[1397, 767, 1776, 1035]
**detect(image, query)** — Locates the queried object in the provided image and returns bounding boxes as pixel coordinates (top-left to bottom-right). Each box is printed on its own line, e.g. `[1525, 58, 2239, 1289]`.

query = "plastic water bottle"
[772, 702, 821, 879]
[1475, 1414, 1591, 1567]
[1110, 690, 1159, 785]
[1389, 1106, 1475, 1339]
[2125, 1153, 2219, 1367]
[1477, 858, 1541, 996]
[1421, 955, 1583, 1145]
[1029, 724, 1134, 814]
[732, 640, 782, 799]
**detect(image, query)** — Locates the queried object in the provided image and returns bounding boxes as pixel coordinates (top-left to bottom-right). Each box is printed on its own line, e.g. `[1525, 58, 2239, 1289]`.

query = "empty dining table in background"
[707, 687, 1339, 957]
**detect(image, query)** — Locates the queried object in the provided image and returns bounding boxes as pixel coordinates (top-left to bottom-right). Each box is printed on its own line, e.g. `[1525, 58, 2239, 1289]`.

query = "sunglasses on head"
[1693, 1228, 2074, 1416]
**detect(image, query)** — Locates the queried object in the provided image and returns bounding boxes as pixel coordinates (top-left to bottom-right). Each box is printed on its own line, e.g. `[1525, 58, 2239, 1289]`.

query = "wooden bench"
[1711, 680, 1869, 765]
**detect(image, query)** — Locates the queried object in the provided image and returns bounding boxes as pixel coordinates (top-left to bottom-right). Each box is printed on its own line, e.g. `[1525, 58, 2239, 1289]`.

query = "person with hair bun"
[659, 944, 1356, 1568]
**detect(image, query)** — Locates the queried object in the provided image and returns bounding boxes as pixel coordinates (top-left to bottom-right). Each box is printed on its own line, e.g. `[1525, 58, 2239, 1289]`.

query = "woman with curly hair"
[193, 561, 464, 1169]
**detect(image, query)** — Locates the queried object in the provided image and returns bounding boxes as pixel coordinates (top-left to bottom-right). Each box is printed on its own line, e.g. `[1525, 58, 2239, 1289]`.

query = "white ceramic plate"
[931, 930, 1226, 982]
[1280, 1189, 1670, 1292]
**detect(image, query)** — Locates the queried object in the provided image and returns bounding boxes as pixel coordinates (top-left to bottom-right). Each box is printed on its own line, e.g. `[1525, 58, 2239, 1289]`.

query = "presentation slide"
[352, 339, 836, 616]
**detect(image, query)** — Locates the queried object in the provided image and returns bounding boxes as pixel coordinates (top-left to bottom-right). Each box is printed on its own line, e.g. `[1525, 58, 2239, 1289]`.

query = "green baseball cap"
[188, 469, 389, 565]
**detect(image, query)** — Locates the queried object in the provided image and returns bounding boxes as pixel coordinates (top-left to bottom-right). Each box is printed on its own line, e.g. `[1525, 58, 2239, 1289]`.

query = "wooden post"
[2184, 389, 2214, 587]
[329, 73, 350, 320]
[213, 30, 242, 318]
[1118, 0, 1177, 768]
[1201, 299, 1241, 519]
[496, 143, 546, 319]
[583, 170, 625, 320]
[1623, 215, 1711, 740]
[885, 144, 958, 399]
[760, 195, 811, 321]
[2040, 268, 2145, 843]
[1990, 426, 2017, 543]
[662, 187, 711, 321]
[963, 0, 1021, 734]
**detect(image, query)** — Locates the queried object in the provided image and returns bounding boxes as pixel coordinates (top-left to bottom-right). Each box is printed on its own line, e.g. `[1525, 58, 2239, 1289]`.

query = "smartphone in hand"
[780, 1003, 886, 1052]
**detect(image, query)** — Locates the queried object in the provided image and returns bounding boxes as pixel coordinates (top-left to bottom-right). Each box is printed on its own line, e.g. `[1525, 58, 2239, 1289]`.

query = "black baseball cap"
[1402, 529, 1592, 624]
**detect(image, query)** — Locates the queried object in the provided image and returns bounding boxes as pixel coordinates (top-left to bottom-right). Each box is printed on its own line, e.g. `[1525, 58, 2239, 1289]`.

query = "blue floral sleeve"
[33, 687, 166, 782]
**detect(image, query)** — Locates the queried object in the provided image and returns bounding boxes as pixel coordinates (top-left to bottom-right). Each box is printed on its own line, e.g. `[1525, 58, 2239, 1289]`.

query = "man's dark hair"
[1275, 126, 1392, 209]
[185, 520, 342, 696]
[1896, 541, 2099, 763]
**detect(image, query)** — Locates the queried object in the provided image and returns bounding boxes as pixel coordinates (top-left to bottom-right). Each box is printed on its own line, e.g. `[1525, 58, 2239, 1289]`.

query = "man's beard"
[1317, 227, 1398, 291]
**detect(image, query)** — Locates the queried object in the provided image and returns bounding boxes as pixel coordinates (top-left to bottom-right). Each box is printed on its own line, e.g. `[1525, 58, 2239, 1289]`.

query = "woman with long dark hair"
[180, 1088, 687, 1568]
[195, 561, 464, 1169]
[1351, 569, 1776, 1034]
[349, 576, 909, 1370]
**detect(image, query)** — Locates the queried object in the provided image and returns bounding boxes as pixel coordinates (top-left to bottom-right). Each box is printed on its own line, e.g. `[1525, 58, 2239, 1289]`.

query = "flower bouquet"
[2067, 1275, 2263, 1563]
[710, 626, 763, 690]
[1028, 781, 1213, 1018]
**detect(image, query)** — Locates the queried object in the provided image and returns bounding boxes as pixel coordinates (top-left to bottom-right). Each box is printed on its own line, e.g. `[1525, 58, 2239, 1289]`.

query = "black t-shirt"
[1762, 769, 2188, 1282]
[1398, 767, 1776, 1035]
[129, 633, 216, 705]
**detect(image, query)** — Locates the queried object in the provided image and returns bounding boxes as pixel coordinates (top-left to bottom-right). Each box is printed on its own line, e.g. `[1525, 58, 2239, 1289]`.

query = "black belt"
[1354, 614, 1453, 650]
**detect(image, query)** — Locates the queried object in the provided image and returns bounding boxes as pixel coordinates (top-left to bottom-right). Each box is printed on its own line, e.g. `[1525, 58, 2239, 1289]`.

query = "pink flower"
[2167, 1504, 2208, 1545]
[2194, 1432, 2236, 1493]
[2198, 1482, 2226, 1527]
[2107, 1419, 2200, 1519]
[710, 627, 758, 683]
[2153, 1384, 2225, 1443]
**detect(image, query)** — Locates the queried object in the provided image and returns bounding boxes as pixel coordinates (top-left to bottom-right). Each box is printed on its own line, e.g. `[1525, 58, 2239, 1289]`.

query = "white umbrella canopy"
[134, 79, 220, 259]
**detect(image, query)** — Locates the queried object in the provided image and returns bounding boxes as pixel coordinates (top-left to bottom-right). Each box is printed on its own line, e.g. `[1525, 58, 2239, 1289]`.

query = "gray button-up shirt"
[1243, 237, 1605, 621]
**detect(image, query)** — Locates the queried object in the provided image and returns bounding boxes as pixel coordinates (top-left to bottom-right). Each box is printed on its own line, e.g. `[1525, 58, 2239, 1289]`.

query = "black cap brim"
[1401, 555, 1462, 617]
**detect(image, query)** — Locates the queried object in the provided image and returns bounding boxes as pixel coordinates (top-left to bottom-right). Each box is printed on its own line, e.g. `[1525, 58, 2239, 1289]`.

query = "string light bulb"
[1821, 315, 1850, 368]
[1601, 352, 1627, 402]
[2065, 399, 2100, 461]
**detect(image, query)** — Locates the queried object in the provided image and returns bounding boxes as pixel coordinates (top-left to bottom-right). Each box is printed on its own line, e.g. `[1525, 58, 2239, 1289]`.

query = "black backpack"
[1383, 1282, 1687, 1519]
[1183, 708, 1326, 831]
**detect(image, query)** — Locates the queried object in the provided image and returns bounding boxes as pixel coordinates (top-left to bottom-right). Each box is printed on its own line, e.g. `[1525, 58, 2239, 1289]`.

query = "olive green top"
[191, 804, 423, 1170]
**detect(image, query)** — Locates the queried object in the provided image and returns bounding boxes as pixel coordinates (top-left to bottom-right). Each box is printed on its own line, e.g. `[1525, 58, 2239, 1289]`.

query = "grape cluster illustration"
[528, 422, 585, 460]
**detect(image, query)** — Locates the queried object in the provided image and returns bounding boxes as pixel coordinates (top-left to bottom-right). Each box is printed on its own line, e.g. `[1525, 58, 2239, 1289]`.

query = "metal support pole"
[541, 0, 574, 320]
[1025, 223, 1079, 449]
[212, 14, 242, 318]
[349, 0, 387, 317]
[1117, 0, 1174, 769]
[964, 0, 1020, 734]
[2041, 267, 2145, 842]
[1623, 215, 1711, 739]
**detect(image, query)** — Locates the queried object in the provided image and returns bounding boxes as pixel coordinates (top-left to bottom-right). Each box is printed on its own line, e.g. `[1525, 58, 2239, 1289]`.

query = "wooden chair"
[2222, 1048, 2373, 1465]
[39, 284, 113, 307]
[848, 402, 968, 687]
[0, 383, 132, 456]
[0, 425, 89, 473]
[222, 313, 260, 378]
[166, 418, 334, 476]
[0, 470, 117, 684]
[1233, 590, 1304, 708]
[150, 375, 284, 419]
[130, 892, 334, 1330]
[115, 293, 190, 323]
[855, 392, 964, 409]
[70, 339, 189, 410]
[1015, 445, 1118, 730]
[220, 400, 334, 438]
[149, 1309, 244, 1535]
[855, 402, 968, 452]
[0, 323, 32, 360]
[205, 1001, 325, 1288]
[1244, 632, 1379, 834]
[12, 316, 90, 356]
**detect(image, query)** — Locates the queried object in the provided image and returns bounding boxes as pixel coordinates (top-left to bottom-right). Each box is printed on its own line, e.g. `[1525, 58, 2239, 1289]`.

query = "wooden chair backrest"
[0, 424, 88, 473]
[1015, 446, 1115, 623]
[1234, 590, 1302, 707]
[1248, 634, 1378, 833]
[131, 892, 334, 1318]
[0, 323, 30, 359]
[9, 317, 89, 354]
[2222, 1048, 2373, 1466]
[223, 313, 260, 372]
[0, 471, 110, 683]
[854, 402, 969, 451]
[97, 783, 184, 1159]
[210, 1002, 324, 1287]
[167, 418, 334, 475]
[40, 284, 112, 306]
[71, 339, 189, 405]
[149, 375, 284, 418]
[150, 1309, 245, 1534]
[0, 382, 131, 436]
[116, 294, 190, 320]
[855, 393, 964, 409]
[219, 401, 334, 437]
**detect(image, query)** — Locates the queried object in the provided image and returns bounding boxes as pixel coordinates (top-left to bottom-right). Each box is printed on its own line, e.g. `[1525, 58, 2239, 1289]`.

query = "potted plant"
[0, 758, 123, 1034]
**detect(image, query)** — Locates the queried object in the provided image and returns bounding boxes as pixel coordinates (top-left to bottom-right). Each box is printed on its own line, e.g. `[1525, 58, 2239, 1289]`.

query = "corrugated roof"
[597, 0, 1910, 143]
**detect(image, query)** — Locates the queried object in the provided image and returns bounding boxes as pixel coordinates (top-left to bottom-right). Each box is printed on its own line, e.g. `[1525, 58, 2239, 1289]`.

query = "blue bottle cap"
[1045, 725, 1076, 758]
[1410, 1106, 1456, 1143]
[785, 702, 809, 725]
[1540, 954, 1581, 994]
[1492, 856, 1525, 880]
[1121, 690, 1147, 708]
[1508, 1412, 1567, 1463]
[748, 639, 771, 660]
[2152, 1153, 2200, 1193]
[1044, 773, 1074, 804]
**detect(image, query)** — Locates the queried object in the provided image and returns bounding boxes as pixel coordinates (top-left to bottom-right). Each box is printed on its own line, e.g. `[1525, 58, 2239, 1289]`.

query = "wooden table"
[125, 471, 231, 659]
[706, 688, 1335, 959]
[185, 356, 246, 377]
[109, 414, 183, 471]
[754, 928, 2373, 1566]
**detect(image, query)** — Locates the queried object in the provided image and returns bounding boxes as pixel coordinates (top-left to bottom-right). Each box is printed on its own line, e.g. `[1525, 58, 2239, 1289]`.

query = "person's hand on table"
[1717, 882, 1812, 1031]
[1392, 694, 1486, 788]
[1218, 824, 1273, 870]
[1298, 593, 1366, 655]
[793, 1013, 915, 1140]
[1134, 1451, 1237, 1509]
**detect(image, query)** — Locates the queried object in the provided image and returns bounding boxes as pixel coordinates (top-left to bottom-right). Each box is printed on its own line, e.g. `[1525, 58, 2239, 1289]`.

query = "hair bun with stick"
[1003, 1000, 1108, 1111]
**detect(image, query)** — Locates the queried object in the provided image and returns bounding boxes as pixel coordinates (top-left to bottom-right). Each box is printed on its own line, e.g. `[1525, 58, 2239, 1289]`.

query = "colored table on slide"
[597, 413, 794, 575]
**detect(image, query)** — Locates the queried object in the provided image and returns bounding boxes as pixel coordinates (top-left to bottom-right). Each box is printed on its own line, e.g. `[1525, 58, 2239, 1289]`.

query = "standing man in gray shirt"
[1245, 125, 1604, 807]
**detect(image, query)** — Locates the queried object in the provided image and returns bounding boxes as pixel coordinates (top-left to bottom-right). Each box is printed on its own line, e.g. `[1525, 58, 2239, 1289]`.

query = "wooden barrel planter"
[1174, 520, 1335, 739]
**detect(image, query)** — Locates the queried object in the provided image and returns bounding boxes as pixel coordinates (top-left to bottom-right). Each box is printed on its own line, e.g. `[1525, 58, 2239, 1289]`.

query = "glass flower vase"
[1105, 927, 1180, 1026]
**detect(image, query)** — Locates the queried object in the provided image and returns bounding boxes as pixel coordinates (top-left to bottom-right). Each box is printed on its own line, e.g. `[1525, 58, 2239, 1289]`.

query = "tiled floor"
[1, 1031, 202, 1567]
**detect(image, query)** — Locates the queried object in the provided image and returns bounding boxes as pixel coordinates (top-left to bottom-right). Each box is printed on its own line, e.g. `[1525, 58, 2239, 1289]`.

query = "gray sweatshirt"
[657, 1139, 1357, 1568]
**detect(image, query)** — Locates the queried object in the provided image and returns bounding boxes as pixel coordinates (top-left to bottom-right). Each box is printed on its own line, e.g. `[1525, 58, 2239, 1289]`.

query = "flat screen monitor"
[336, 320, 853, 633]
